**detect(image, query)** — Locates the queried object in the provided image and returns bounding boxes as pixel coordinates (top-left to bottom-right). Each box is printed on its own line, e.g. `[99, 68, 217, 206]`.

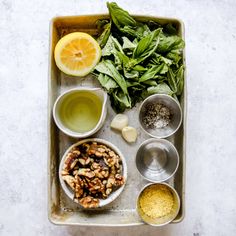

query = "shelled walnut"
[79, 196, 99, 208]
[61, 141, 125, 208]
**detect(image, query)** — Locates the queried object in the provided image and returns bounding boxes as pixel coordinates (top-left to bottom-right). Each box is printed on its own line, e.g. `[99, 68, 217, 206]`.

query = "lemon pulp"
[54, 32, 101, 76]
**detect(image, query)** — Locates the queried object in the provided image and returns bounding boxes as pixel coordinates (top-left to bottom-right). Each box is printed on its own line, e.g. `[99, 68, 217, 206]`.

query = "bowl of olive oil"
[53, 88, 107, 138]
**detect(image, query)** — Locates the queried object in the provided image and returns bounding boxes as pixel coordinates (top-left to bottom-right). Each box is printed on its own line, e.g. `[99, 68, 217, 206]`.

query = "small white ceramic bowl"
[59, 138, 127, 208]
[53, 87, 107, 138]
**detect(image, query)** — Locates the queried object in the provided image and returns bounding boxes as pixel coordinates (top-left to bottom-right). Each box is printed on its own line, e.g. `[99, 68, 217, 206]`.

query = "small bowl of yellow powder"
[137, 183, 180, 226]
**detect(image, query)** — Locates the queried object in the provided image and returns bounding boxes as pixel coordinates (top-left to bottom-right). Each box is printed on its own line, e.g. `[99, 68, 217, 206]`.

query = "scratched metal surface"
[48, 15, 186, 226]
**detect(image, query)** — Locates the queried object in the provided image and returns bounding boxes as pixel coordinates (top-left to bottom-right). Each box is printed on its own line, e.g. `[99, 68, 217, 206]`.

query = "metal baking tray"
[48, 14, 186, 226]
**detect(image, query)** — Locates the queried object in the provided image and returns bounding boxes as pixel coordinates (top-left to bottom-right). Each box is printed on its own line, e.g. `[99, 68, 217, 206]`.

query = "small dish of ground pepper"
[139, 94, 182, 138]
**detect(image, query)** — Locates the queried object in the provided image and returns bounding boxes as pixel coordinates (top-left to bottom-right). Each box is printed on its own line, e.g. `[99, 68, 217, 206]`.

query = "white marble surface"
[0, 0, 236, 235]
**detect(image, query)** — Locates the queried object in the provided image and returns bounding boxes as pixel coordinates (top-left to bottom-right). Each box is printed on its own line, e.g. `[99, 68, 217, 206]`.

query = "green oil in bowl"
[58, 91, 103, 133]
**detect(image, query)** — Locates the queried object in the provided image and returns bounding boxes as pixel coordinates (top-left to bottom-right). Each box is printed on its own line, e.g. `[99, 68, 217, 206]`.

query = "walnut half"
[79, 196, 99, 208]
[75, 168, 95, 178]
[62, 175, 76, 190]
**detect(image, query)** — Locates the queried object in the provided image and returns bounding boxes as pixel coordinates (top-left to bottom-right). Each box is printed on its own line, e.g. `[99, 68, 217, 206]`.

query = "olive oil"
[58, 91, 102, 133]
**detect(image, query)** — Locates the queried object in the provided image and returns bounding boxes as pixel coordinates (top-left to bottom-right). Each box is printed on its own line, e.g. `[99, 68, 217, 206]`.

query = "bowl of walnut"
[59, 138, 127, 208]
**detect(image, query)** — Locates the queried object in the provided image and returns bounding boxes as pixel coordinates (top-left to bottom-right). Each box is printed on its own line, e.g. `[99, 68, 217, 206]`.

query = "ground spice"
[139, 185, 174, 219]
[143, 103, 171, 129]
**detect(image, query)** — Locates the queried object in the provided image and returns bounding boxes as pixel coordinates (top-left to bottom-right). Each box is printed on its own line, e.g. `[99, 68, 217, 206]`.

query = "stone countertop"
[0, 0, 236, 235]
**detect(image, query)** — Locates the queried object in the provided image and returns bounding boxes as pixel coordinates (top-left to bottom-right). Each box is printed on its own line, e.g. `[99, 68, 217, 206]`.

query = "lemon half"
[54, 32, 101, 76]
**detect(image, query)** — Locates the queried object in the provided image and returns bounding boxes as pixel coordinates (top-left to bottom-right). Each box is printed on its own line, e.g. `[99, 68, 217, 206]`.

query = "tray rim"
[48, 13, 186, 226]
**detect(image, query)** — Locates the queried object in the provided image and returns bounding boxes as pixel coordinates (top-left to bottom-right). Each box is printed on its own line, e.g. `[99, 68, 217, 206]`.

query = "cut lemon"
[54, 32, 101, 76]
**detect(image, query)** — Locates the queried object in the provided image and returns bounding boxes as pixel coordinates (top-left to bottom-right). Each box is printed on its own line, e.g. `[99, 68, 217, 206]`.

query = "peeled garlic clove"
[110, 114, 128, 131]
[122, 126, 137, 143]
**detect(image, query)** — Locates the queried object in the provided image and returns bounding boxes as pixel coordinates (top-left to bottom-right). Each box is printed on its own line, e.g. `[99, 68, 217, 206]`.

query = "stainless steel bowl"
[137, 183, 180, 226]
[139, 94, 182, 138]
[136, 138, 179, 182]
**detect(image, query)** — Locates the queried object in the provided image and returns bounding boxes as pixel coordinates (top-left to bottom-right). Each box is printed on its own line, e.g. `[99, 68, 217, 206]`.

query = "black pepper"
[143, 103, 171, 129]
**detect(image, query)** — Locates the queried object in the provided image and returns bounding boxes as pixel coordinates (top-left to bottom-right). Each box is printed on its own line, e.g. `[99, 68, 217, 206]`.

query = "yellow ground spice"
[139, 185, 174, 218]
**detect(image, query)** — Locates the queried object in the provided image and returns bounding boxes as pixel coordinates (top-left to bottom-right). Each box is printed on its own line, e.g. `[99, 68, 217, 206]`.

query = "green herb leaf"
[102, 35, 123, 56]
[107, 2, 137, 35]
[145, 83, 174, 96]
[133, 29, 162, 63]
[97, 73, 118, 92]
[135, 23, 151, 38]
[151, 52, 173, 66]
[157, 35, 185, 54]
[102, 35, 114, 56]
[164, 23, 177, 35]
[133, 65, 147, 72]
[101, 35, 124, 69]
[97, 23, 111, 48]
[95, 60, 128, 94]
[112, 36, 124, 53]
[143, 80, 158, 86]
[139, 64, 168, 82]
[166, 51, 181, 64]
[116, 51, 130, 65]
[126, 81, 142, 87]
[124, 69, 139, 79]
[122, 36, 137, 50]
[176, 65, 184, 95]
[153, 75, 166, 82]
[110, 89, 131, 112]
[167, 67, 177, 93]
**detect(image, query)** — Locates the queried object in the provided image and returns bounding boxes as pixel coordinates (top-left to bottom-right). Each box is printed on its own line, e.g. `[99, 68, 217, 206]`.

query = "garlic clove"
[122, 126, 137, 143]
[110, 114, 129, 131]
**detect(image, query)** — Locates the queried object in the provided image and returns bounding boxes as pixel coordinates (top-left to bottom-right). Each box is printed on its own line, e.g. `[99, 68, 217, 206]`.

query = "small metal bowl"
[137, 183, 180, 226]
[136, 138, 179, 183]
[139, 94, 182, 138]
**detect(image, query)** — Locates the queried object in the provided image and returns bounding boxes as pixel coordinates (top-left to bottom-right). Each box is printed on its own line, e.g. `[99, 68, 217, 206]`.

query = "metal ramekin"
[135, 138, 179, 183]
[137, 183, 180, 226]
[139, 94, 182, 139]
